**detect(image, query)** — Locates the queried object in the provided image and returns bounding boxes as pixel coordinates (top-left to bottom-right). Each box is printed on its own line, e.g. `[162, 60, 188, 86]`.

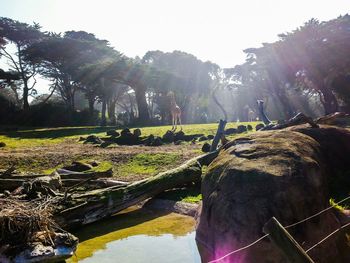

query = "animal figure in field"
[248, 108, 255, 122]
[168, 91, 182, 131]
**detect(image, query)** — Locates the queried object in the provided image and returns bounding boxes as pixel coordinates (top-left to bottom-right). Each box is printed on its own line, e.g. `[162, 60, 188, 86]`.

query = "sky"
[0, 0, 349, 68]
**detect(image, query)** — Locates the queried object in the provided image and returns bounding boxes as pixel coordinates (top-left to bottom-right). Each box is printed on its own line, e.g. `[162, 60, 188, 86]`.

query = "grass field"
[0, 122, 261, 202]
[0, 121, 260, 148]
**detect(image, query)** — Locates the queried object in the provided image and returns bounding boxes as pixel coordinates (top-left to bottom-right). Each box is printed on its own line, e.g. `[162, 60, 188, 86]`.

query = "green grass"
[116, 153, 181, 177]
[0, 121, 261, 148]
[43, 160, 113, 175]
[156, 185, 202, 203]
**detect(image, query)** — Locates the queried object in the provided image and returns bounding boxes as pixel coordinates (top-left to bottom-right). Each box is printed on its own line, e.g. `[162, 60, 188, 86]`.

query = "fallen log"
[54, 152, 217, 229]
[56, 168, 113, 179]
[0, 172, 62, 192]
[0, 170, 113, 193]
[61, 178, 129, 188]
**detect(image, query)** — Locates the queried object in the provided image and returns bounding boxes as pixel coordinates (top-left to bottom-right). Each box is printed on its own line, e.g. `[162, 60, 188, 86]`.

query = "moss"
[156, 185, 202, 203]
[116, 153, 181, 177]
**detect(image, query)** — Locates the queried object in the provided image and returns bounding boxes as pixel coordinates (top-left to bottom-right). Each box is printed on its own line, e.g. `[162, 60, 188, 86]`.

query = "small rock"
[0, 142, 6, 147]
[142, 134, 155, 146]
[106, 130, 120, 137]
[121, 128, 131, 136]
[89, 160, 100, 167]
[84, 135, 103, 144]
[207, 135, 214, 140]
[78, 137, 86, 142]
[100, 141, 112, 148]
[174, 130, 186, 141]
[133, 128, 142, 137]
[202, 142, 211, 153]
[225, 128, 237, 135]
[198, 136, 208, 142]
[247, 124, 253, 131]
[255, 123, 265, 131]
[162, 130, 175, 143]
[63, 161, 93, 172]
[151, 137, 163, 146]
[237, 125, 247, 133]
[174, 140, 183, 145]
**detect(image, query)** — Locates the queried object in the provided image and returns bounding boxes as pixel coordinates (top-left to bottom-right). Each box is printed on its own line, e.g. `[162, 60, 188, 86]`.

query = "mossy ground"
[116, 153, 180, 177]
[0, 122, 260, 201]
[156, 185, 202, 203]
[0, 121, 260, 149]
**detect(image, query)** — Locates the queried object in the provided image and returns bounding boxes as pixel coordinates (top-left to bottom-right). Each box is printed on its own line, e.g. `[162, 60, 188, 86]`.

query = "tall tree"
[0, 17, 44, 109]
[25, 31, 121, 112]
[142, 50, 220, 123]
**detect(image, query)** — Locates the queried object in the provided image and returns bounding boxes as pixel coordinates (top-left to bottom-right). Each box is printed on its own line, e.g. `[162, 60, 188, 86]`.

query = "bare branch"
[28, 74, 37, 90]
[0, 47, 20, 72]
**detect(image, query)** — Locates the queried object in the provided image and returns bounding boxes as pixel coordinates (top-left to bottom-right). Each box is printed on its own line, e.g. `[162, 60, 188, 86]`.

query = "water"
[67, 207, 201, 263]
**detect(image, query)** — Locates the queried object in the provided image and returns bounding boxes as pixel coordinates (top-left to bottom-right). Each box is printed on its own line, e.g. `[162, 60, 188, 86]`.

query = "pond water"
[66, 207, 201, 263]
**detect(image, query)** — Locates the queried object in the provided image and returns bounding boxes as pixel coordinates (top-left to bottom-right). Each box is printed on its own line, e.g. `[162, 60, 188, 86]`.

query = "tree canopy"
[0, 14, 349, 127]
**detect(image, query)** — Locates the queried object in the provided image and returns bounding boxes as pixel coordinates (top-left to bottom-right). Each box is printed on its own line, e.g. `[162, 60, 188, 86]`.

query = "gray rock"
[201, 142, 211, 153]
[255, 123, 265, 131]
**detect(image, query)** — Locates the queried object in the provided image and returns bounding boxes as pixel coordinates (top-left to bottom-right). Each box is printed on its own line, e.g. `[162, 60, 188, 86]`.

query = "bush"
[2, 102, 100, 127]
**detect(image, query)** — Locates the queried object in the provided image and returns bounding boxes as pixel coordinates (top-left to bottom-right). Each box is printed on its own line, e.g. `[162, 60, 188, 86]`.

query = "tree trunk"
[54, 152, 218, 229]
[88, 97, 95, 117]
[108, 99, 117, 125]
[22, 81, 30, 110]
[320, 87, 339, 115]
[275, 91, 295, 119]
[101, 98, 107, 126]
[134, 86, 150, 124]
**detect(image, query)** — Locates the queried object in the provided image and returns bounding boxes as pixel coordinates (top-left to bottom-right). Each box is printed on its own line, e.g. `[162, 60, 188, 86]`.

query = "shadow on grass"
[0, 126, 117, 139]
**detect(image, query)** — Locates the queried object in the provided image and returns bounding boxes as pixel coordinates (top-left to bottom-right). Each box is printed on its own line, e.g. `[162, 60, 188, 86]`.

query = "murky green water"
[67, 207, 201, 263]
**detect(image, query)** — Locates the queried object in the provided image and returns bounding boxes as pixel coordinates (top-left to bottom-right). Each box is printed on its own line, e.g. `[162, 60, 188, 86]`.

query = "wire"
[207, 234, 269, 263]
[285, 195, 350, 229]
[306, 221, 350, 253]
[206, 195, 350, 262]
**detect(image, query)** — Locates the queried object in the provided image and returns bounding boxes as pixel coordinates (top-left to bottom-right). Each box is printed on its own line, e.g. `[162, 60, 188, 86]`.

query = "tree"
[0, 17, 44, 109]
[25, 31, 122, 113]
[229, 15, 350, 117]
[142, 50, 220, 123]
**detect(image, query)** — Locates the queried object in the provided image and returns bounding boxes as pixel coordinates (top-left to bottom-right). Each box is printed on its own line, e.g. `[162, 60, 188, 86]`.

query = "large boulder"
[196, 125, 350, 263]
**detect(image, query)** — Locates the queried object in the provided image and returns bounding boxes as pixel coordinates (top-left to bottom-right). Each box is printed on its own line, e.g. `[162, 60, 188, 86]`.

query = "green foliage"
[0, 17, 45, 109]
[230, 15, 350, 116]
[329, 198, 348, 211]
[116, 153, 180, 177]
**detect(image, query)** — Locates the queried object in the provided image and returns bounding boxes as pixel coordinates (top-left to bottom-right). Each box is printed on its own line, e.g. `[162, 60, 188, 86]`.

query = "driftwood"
[0, 169, 113, 193]
[210, 119, 227, 152]
[54, 152, 217, 228]
[257, 100, 272, 125]
[56, 168, 113, 179]
[0, 151, 219, 263]
[260, 112, 350, 131]
[61, 178, 129, 188]
[261, 113, 319, 130]
[0, 172, 62, 192]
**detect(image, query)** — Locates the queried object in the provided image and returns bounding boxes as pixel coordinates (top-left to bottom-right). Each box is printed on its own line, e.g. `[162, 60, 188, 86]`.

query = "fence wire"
[207, 195, 350, 263]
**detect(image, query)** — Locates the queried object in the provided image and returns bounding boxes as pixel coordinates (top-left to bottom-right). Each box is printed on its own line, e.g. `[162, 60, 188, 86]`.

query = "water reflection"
[67, 207, 200, 263]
